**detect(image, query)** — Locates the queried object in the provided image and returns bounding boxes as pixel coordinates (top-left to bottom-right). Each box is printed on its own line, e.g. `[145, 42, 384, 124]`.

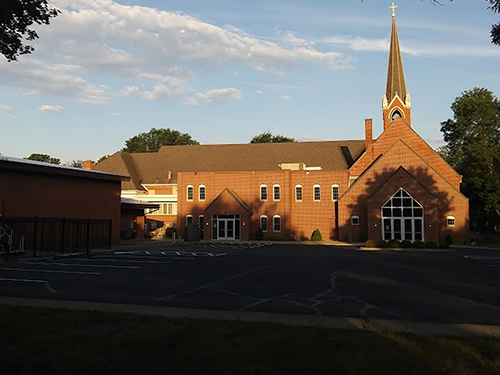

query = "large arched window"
[381, 188, 424, 242]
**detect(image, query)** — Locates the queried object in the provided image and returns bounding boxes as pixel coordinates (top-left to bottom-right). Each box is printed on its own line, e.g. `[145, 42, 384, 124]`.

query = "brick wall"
[0, 169, 122, 244]
[178, 170, 348, 241]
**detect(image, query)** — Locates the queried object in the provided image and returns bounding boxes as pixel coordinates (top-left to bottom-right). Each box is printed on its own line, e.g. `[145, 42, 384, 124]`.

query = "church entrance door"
[211, 215, 241, 240]
[381, 189, 424, 242]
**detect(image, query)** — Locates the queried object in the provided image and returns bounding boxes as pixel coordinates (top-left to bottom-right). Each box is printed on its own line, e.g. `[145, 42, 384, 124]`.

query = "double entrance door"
[212, 215, 240, 240]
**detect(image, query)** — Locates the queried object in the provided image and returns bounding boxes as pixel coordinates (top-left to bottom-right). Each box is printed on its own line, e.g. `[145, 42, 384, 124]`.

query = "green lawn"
[1, 305, 499, 375]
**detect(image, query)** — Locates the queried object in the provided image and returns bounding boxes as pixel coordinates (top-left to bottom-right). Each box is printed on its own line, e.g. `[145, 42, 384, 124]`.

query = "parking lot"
[0, 242, 499, 325]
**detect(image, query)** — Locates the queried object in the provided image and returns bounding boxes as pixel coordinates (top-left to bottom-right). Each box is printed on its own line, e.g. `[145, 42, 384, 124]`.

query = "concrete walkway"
[0, 296, 499, 337]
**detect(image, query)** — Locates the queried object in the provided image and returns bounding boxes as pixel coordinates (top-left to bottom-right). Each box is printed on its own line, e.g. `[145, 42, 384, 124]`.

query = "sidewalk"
[0, 296, 498, 337]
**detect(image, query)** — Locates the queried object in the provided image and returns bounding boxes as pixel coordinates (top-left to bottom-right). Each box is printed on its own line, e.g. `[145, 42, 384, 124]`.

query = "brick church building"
[94, 9, 469, 245]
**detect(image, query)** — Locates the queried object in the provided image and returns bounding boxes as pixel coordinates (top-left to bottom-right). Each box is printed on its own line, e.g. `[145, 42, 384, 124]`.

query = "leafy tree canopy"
[0, 0, 60, 61]
[440, 87, 500, 233]
[122, 128, 199, 153]
[250, 131, 296, 143]
[66, 160, 83, 168]
[97, 155, 109, 164]
[25, 153, 60, 164]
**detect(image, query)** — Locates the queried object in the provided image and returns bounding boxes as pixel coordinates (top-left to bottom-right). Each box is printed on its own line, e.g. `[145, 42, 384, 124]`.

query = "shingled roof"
[95, 140, 366, 190]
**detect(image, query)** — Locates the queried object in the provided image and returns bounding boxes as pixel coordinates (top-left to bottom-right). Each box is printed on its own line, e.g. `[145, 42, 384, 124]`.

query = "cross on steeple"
[390, 2, 397, 17]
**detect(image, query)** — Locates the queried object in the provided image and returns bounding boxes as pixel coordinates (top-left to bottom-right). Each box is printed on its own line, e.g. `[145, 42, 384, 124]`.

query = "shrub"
[425, 241, 438, 249]
[444, 234, 453, 245]
[388, 240, 401, 248]
[311, 229, 322, 241]
[438, 242, 450, 249]
[401, 240, 412, 248]
[255, 227, 264, 240]
[164, 227, 176, 239]
[299, 232, 309, 241]
[364, 240, 377, 248]
[376, 240, 387, 248]
[284, 233, 296, 241]
[412, 241, 425, 249]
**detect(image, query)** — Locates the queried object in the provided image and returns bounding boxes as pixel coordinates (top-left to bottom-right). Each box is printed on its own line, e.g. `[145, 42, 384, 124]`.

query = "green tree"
[25, 153, 60, 164]
[250, 131, 296, 143]
[0, 0, 60, 61]
[66, 160, 83, 168]
[122, 128, 199, 153]
[440, 87, 500, 234]
[97, 155, 109, 164]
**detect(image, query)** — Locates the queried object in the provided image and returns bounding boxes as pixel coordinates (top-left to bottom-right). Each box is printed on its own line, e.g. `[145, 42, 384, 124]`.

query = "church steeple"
[383, 3, 411, 130]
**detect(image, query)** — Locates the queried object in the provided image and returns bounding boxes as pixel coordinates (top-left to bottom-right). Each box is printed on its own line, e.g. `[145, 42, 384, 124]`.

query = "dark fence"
[0, 217, 112, 257]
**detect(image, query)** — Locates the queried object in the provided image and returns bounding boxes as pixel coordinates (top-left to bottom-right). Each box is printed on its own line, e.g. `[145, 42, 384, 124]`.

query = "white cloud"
[255, 90, 264, 94]
[38, 105, 64, 113]
[280, 95, 291, 101]
[195, 88, 243, 104]
[283, 32, 315, 48]
[0, 104, 17, 120]
[322, 35, 500, 58]
[0, 58, 108, 104]
[0, 0, 350, 105]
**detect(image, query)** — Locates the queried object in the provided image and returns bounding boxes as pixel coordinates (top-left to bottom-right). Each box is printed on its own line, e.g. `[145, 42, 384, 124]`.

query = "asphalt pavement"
[0, 240, 499, 336]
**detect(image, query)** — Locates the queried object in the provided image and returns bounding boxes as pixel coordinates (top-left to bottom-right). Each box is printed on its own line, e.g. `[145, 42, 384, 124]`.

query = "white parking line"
[0, 277, 47, 283]
[0, 277, 59, 294]
[82, 258, 171, 265]
[21, 261, 140, 269]
[0, 267, 100, 275]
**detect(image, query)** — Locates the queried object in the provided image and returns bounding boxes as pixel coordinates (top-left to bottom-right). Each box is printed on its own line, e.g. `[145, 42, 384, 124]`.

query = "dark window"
[332, 185, 339, 201]
[295, 185, 303, 201]
[273, 216, 281, 232]
[260, 216, 268, 232]
[260, 185, 267, 201]
[273, 185, 281, 201]
[314, 185, 321, 201]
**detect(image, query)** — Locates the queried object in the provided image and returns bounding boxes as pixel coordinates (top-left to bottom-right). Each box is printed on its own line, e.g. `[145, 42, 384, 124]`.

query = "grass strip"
[0, 305, 499, 374]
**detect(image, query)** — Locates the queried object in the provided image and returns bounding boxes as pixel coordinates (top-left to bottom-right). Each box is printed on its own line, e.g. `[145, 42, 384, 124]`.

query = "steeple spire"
[383, 3, 411, 129]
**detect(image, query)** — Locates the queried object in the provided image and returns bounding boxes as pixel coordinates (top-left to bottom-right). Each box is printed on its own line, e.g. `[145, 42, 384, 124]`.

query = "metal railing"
[0, 217, 112, 257]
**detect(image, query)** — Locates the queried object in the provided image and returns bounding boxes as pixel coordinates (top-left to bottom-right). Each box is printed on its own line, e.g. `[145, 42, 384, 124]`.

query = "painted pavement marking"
[0, 267, 100, 275]
[21, 261, 140, 269]
[0, 277, 59, 294]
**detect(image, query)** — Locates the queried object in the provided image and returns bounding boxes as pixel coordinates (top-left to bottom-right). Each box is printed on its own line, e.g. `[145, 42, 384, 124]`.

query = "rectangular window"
[273, 185, 281, 201]
[187, 185, 194, 201]
[314, 185, 321, 201]
[351, 215, 359, 225]
[199, 186, 206, 201]
[447, 216, 455, 227]
[260, 185, 267, 201]
[273, 216, 281, 232]
[332, 185, 339, 201]
[260, 216, 268, 232]
[295, 185, 303, 201]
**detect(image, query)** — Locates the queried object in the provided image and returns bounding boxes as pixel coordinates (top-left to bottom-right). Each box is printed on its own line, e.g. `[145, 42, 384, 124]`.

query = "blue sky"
[1, 0, 499, 163]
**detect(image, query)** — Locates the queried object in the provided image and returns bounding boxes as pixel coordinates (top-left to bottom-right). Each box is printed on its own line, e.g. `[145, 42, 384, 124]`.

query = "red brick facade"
[0, 162, 125, 244]
[95, 13, 470, 245]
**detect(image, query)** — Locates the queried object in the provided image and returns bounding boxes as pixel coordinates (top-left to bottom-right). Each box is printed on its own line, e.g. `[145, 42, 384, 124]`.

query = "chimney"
[365, 119, 373, 152]
[83, 160, 96, 170]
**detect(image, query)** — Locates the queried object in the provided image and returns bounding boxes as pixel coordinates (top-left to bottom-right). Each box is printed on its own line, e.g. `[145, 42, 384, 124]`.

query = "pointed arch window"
[391, 109, 402, 120]
[381, 188, 424, 242]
